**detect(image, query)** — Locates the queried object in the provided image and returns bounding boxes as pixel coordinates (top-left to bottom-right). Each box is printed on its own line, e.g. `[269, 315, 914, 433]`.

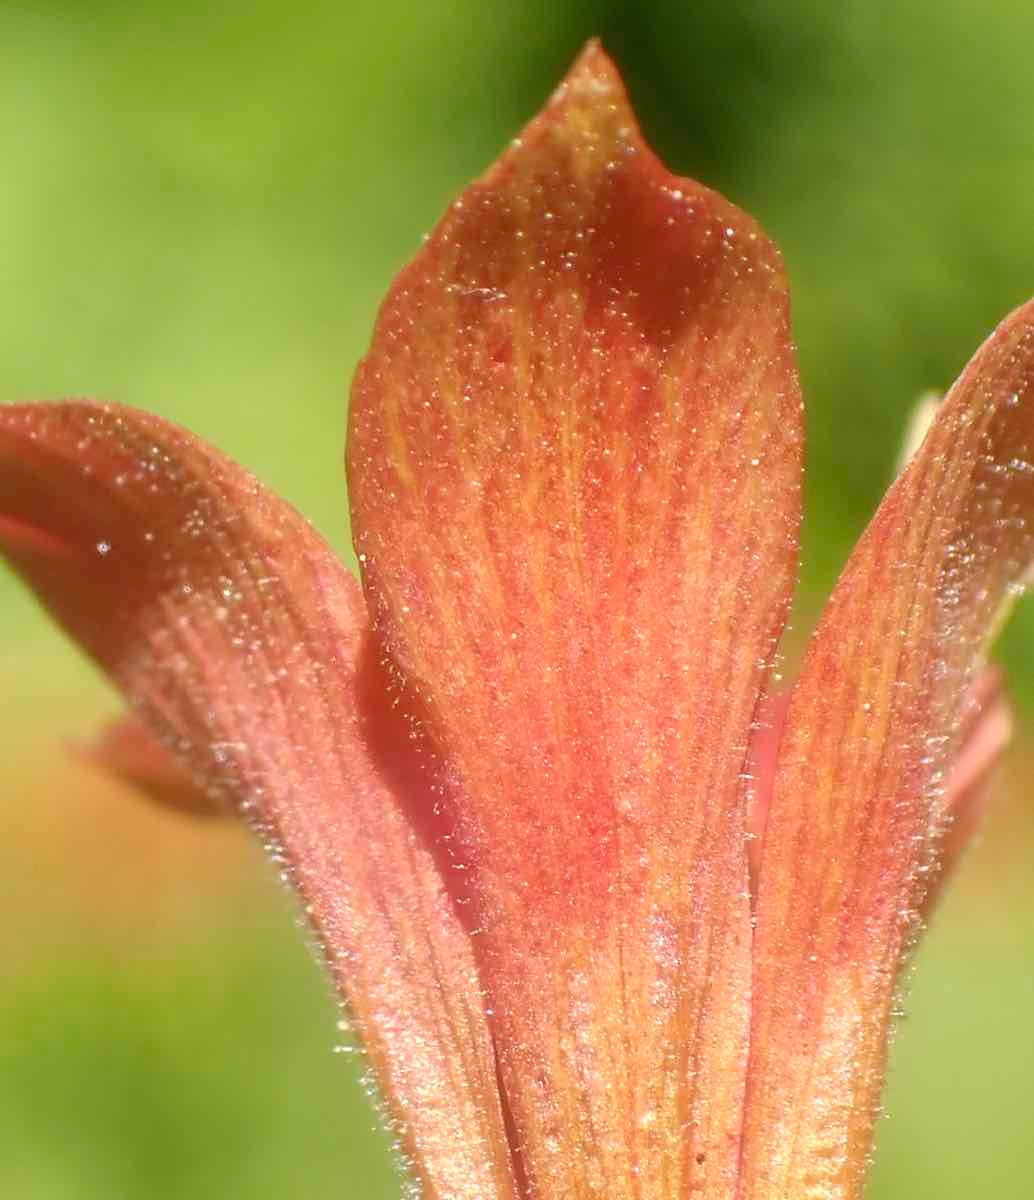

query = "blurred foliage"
[2, 1, 1034, 1196]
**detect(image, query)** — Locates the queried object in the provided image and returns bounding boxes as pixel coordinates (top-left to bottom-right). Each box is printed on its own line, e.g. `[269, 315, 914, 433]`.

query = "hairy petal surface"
[0, 402, 518, 1200]
[921, 665, 1011, 913]
[742, 301, 1034, 1200]
[348, 43, 802, 1199]
[745, 668, 1010, 903]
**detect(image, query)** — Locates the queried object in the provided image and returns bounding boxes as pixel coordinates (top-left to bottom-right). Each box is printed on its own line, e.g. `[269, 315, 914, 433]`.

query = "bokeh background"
[3, 1, 1034, 1196]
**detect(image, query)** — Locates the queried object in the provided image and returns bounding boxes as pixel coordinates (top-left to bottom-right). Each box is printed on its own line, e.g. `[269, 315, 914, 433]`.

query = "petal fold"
[0, 401, 519, 1200]
[79, 712, 223, 816]
[921, 664, 1011, 914]
[741, 300, 1034, 1200]
[348, 42, 802, 1198]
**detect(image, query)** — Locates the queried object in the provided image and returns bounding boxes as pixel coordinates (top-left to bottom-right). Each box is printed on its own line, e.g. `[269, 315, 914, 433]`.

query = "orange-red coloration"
[745, 668, 1010, 898]
[742, 303, 1034, 1199]
[348, 44, 801, 1199]
[80, 713, 224, 816]
[0, 405, 518, 1200]
[927, 666, 1012, 907]
[1, 40, 1033, 1200]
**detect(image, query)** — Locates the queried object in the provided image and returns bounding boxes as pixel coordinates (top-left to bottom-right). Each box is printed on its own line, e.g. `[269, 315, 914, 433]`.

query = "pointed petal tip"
[554, 38, 620, 91]
[349, 42, 801, 1200]
[525, 38, 630, 138]
[543, 40, 642, 140]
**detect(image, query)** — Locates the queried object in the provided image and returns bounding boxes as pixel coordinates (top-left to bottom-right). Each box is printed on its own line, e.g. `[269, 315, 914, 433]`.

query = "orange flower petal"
[919, 665, 1012, 916]
[348, 43, 802, 1197]
[743, 688, 793, 892]
[743, 668, 1011, 919]
[0, 401, 518, 1200]
[742, 300, 1034, 1199]
[77, 712, 224, 816]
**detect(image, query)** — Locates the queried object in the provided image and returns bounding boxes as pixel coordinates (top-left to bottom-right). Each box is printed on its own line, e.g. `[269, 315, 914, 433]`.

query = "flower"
[1, 39, 1032, 1200]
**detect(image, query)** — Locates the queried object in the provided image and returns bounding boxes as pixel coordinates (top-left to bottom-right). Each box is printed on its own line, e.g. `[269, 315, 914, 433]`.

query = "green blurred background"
[2, 1, 1034, 1196]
